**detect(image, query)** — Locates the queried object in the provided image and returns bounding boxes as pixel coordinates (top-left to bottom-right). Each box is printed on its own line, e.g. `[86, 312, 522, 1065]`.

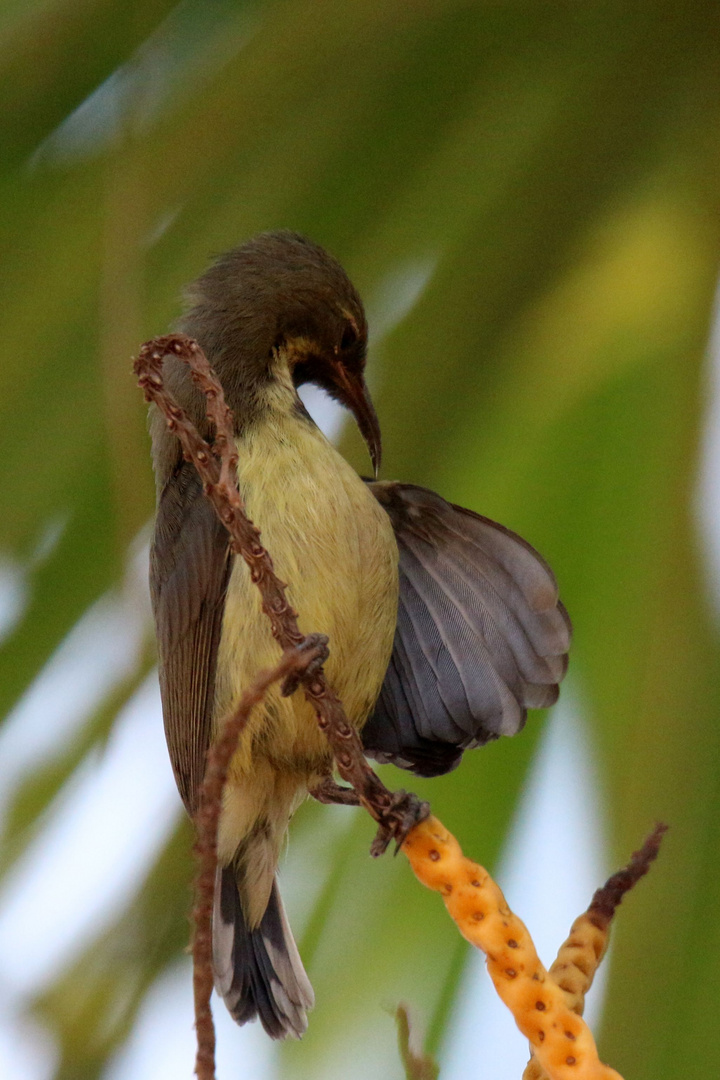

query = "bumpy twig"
[521, 824, 667, 1080]
[135, 334, 427, 851]
[191, 646, 326, 1080]
[135, 334, 427, 1076]
[588, 823, 667, 926]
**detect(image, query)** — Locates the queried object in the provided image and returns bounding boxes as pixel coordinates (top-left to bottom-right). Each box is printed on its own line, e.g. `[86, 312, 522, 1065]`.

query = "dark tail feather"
[212, 866, 314, 1039]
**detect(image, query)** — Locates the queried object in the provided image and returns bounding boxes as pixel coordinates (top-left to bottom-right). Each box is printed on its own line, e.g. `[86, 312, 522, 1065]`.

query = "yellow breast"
[214, 408, 399, 781]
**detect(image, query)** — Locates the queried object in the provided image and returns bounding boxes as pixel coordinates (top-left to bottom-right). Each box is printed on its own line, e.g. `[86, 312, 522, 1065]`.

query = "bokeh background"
[2, 2, 720, 1078]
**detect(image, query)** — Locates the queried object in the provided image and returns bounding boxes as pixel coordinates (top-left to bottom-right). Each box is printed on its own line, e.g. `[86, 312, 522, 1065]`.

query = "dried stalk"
[192, 647, 325, 1080]
[135, 334, 426, 851]
[135, 334, 427, 1079]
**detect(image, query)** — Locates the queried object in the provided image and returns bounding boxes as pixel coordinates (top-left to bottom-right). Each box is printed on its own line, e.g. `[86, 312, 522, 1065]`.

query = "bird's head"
[178, 231, 381, 476]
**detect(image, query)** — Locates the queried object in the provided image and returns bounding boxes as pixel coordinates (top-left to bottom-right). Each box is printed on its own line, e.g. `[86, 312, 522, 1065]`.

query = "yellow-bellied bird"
[148, 231, 571, 1039]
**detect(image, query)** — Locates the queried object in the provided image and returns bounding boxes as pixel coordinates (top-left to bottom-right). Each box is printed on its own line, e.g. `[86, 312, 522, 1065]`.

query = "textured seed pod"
[522, 823, 666, 1080]
[402, 817, 622, 1080]
[522, 912, 609, 1080]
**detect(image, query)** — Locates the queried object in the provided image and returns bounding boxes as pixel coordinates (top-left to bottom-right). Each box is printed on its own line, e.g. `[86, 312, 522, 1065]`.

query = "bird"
[147, 230, 571, 1040]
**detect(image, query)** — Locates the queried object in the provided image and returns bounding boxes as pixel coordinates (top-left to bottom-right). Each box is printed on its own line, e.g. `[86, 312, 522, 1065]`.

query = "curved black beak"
[329, 361, 382, 477]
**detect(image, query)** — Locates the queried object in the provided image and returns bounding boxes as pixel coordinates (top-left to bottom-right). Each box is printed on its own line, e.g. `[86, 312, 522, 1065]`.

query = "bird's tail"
[212, 865, 314, 1039]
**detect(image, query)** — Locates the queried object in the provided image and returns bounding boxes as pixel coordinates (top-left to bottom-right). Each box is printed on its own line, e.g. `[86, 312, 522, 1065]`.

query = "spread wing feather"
[150, 462, 231, 814]
[363, 482, 571, 777]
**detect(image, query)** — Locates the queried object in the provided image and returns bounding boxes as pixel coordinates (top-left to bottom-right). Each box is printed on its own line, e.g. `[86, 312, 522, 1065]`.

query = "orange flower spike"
[522, 912, 608, 1080]
[548, 911, 608, 1015]
[402, 817, 622, 1080]
[522, 823, 668, 1080]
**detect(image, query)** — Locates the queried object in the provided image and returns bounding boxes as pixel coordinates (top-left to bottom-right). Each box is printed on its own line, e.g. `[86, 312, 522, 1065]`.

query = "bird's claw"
[370, 791, 431, 857]
[281, 633, 330, 696]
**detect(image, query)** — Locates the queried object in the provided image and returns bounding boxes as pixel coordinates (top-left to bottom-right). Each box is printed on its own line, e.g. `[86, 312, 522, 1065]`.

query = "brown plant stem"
[192, 647, 322, 1080]
[588, 822, 667, 926]
[135, 334, 428, 1079]
[135, 334, 427, 851]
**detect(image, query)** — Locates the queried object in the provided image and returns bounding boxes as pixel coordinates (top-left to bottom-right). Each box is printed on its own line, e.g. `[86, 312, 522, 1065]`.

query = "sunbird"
[147, 231, 571, 1039]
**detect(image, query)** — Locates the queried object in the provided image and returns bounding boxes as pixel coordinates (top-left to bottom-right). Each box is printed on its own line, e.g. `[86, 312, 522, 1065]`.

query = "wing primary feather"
[398, 549, 521, 736]
[364, 481, 571, 777]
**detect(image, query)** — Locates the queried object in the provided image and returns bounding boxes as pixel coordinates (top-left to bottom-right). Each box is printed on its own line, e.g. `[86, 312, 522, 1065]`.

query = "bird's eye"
[340, 321, 358, 351]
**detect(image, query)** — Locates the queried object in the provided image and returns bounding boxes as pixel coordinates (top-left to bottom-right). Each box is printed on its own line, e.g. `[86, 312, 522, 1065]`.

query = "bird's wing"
[150, 461, 232, 815]
[362, 482, 571, 777]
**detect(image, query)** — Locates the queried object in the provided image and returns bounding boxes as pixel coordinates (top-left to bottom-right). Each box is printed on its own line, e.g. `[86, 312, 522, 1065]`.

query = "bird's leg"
[309, 776, 361, 806]
[369, 791, 431, 857]
[280, 633, 330, 697]
[309, 776, 429, 855]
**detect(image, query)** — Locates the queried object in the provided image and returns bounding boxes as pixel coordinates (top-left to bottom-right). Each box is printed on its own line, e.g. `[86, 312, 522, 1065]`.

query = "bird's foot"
[309, 776, 361, 806]
[370, 791, 431, 857]
[281, 633, 330, 696]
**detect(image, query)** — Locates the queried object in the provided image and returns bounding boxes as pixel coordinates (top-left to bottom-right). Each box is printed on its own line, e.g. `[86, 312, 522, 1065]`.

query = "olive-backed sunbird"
[147, 231, 571, 1039]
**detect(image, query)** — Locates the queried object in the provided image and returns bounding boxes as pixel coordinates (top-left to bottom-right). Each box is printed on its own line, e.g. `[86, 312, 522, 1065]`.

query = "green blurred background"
[2, 1, 720, 1077]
